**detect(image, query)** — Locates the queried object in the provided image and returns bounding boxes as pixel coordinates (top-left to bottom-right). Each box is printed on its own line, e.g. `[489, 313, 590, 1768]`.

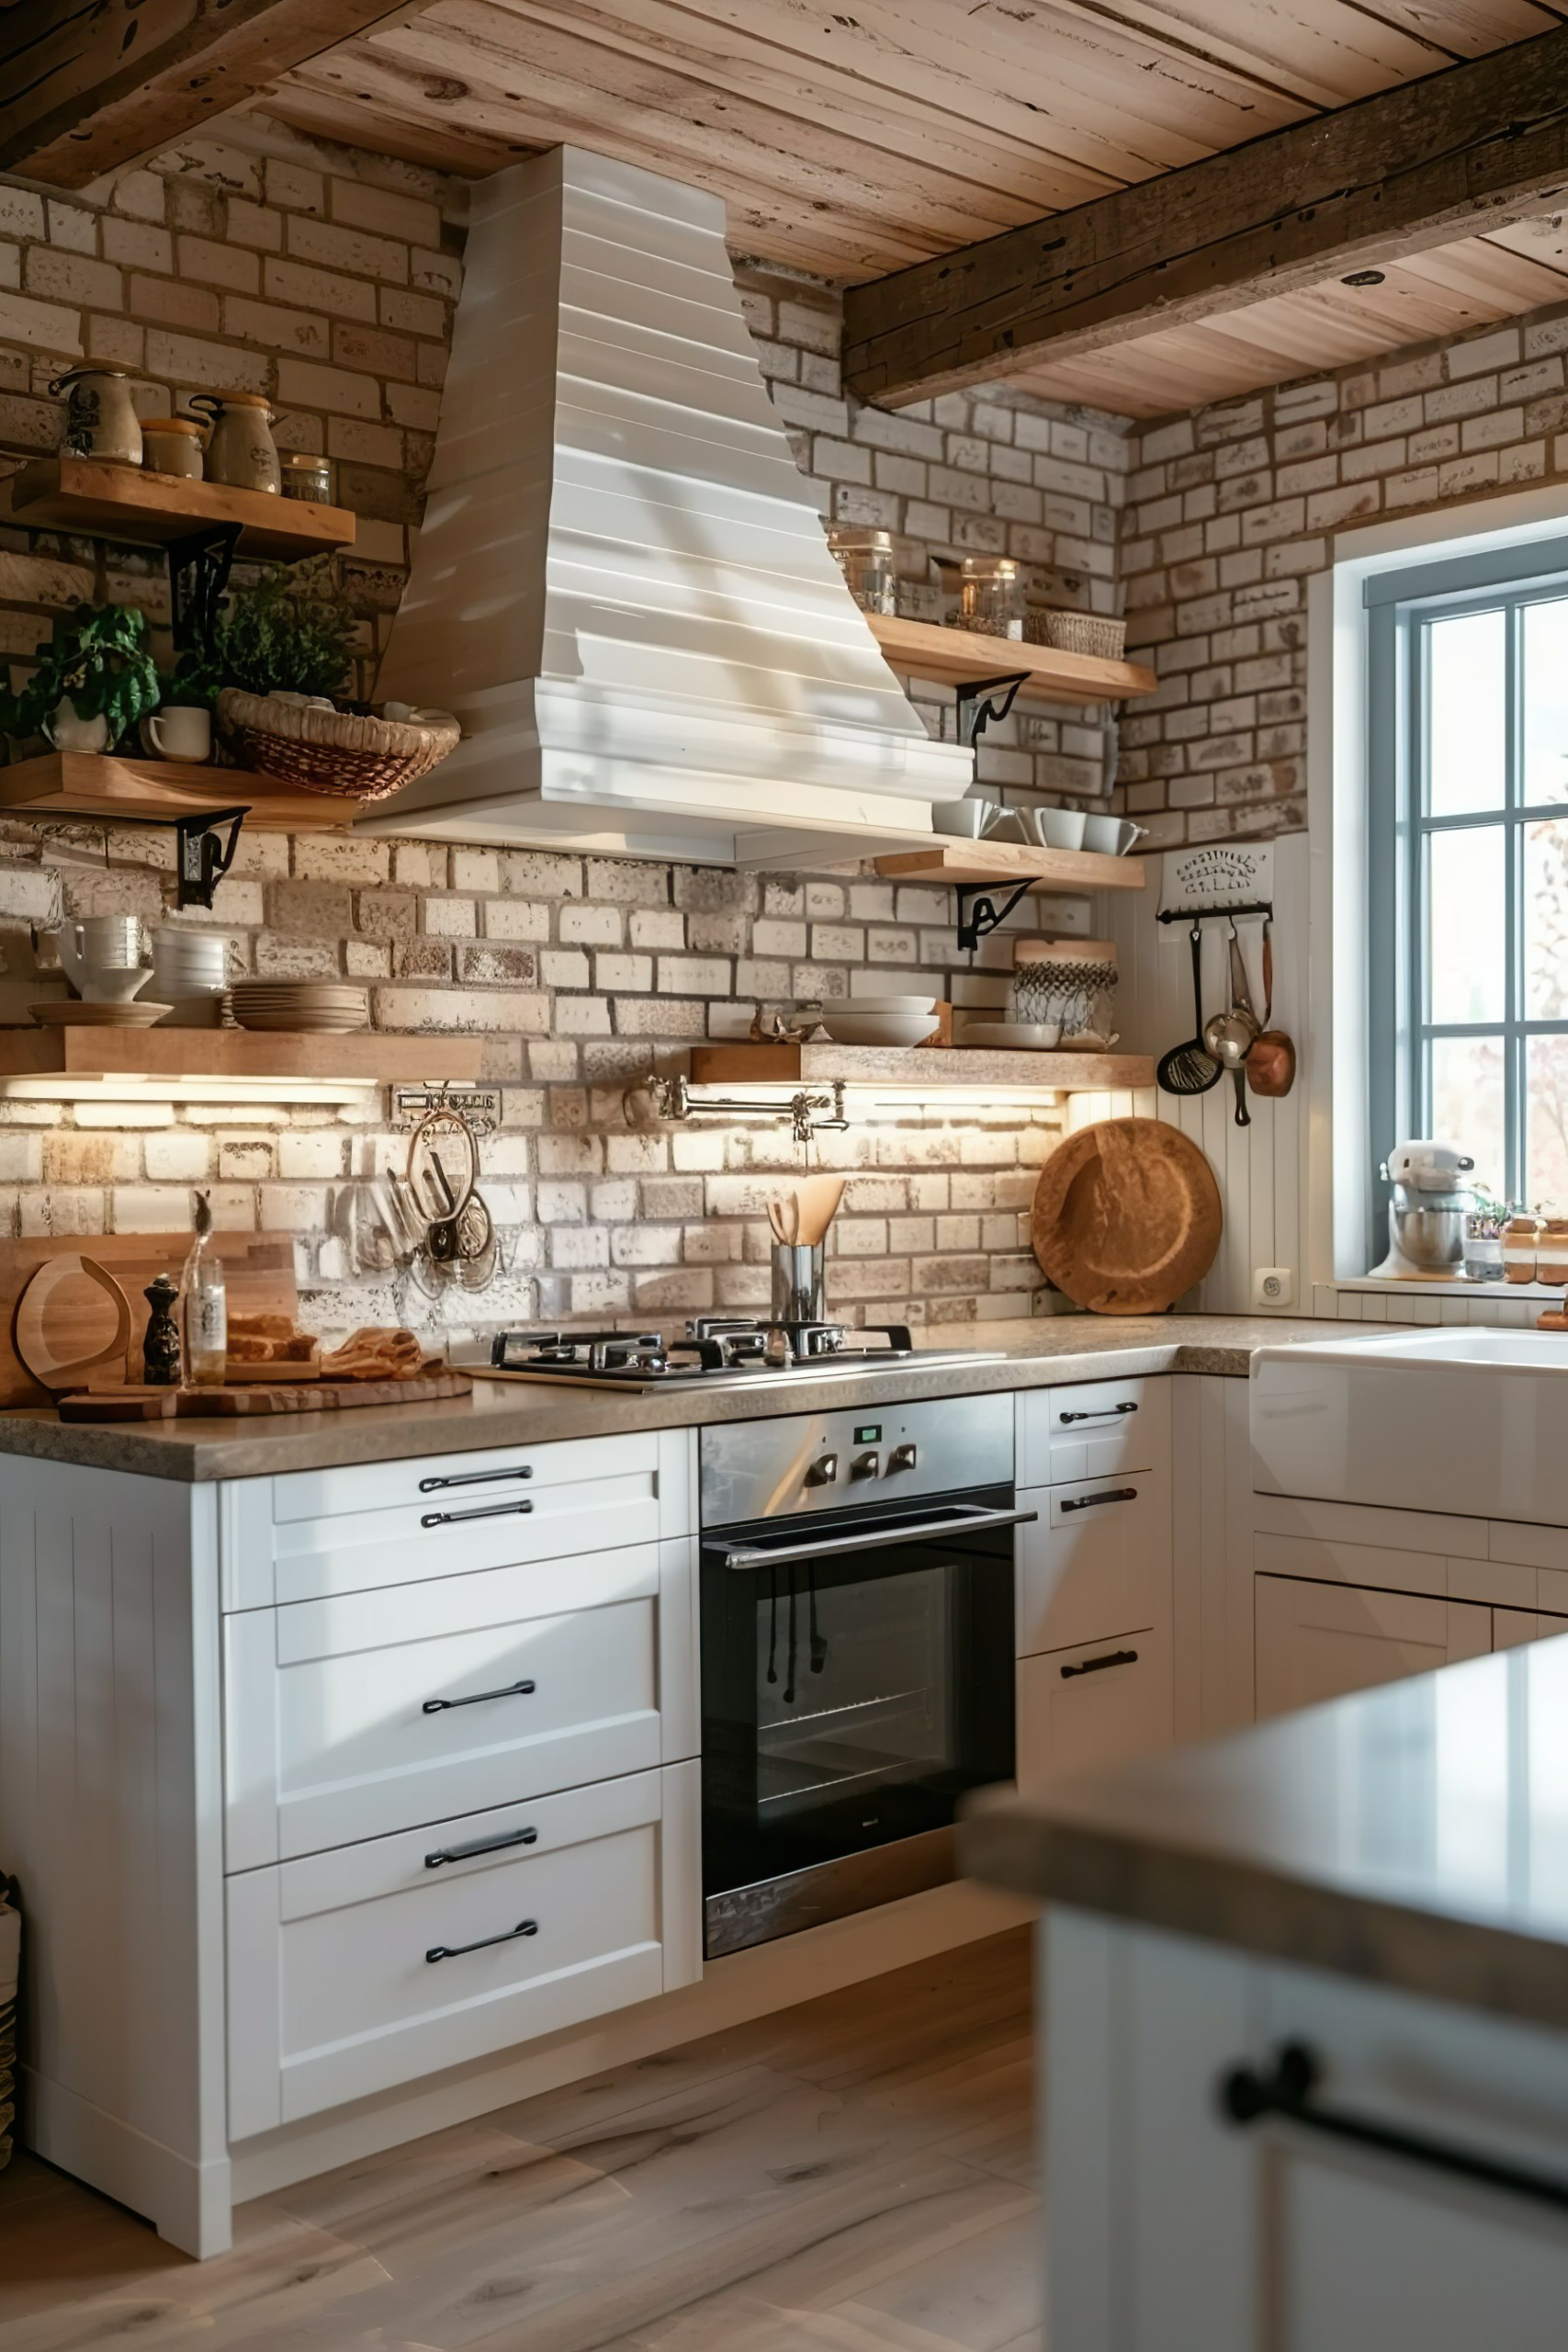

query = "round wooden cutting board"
[1031, 1118, 1223, 1315]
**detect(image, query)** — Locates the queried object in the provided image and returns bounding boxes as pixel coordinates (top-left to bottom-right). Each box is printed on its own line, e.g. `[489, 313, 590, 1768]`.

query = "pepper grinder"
[142, 1272, 181, 1385]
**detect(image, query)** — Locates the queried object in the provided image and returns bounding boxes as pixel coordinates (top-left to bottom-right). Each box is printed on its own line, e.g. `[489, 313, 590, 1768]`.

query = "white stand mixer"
[1371, 1139, 1477, 1279]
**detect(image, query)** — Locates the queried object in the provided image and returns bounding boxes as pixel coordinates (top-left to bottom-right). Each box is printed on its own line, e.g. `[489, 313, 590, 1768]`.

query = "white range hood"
[364, 145, 971, 863]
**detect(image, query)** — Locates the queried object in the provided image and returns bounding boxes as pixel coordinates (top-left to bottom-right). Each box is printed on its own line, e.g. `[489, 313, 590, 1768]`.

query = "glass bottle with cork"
[181, 1190, 228, 1385]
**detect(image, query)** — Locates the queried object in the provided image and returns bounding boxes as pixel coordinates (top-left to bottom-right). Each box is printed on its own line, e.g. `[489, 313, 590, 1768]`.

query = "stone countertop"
[0, 1313, 1333, 1482]
[962, 1637, 1568, 2031]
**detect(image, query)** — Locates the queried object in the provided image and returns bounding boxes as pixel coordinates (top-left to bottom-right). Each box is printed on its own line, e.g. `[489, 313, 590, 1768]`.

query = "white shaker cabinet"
[1014, 1379, 1173, 1788]
[1254, 1576, 1492, 1715]
[0, 1426, 699, 2257]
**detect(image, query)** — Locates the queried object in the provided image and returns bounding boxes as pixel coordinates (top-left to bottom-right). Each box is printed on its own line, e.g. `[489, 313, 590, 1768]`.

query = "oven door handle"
[721, 1503, 1037, 1571]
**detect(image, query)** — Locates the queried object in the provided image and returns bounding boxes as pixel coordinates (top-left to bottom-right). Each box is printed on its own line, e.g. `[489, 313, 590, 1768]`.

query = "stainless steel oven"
[699, 1394, 1032, 1957]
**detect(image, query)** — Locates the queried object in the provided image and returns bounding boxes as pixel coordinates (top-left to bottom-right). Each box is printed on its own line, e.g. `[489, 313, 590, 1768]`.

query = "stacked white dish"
[229, 981, 369, 1034]
[818, 995, 939, 1046]
[150, 926, 230, 1026]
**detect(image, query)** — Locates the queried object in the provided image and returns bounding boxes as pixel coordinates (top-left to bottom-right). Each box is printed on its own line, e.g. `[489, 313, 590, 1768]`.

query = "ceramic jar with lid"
[1538, 1216, 1568, 1286]
[1010, 938, 1118, 1048]
[141, 417, 205, 481]
[50, 368, 142, 466]
[187, 392, 281, 492]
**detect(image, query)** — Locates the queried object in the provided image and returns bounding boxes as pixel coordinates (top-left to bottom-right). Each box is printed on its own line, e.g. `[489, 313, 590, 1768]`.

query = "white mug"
[146, 706, 211, 763]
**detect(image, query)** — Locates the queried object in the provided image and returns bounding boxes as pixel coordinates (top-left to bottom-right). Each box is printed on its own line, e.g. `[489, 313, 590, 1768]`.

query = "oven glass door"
[700, 1487, 1016, 1904]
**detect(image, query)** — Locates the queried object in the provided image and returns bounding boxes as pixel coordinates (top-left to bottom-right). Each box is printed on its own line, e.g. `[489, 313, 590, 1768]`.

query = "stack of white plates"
[229, 981, 369, 1034]
[818, 995, 939, 1047]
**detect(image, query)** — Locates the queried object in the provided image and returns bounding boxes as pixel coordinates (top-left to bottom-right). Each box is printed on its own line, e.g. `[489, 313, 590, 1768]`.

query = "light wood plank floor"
[0, 1928, 1037, 2352]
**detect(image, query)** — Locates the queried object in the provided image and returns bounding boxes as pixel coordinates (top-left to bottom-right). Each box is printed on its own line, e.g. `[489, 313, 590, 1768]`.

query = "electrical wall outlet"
[1253, 1266, 1294, 1309]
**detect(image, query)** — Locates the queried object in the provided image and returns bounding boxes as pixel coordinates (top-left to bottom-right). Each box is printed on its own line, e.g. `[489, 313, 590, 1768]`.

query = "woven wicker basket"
[1024, 609, 1127, 661]
[218, 689, 460, 803]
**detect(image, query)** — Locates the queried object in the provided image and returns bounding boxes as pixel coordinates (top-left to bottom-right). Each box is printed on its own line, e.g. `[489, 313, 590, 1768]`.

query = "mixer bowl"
[1389, 1199, 1469, 1270]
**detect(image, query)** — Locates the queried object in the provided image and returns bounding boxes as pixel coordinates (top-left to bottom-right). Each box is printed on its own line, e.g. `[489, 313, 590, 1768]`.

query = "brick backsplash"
[1112, 306, 1568, 846]
[0, 121, 1131, 1336]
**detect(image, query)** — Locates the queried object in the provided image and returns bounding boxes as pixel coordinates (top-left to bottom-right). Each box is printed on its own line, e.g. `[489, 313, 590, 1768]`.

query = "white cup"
[932, 798, 997, 838]
[151, 925, 228, 995]
[146, 706, 212, 763]
[1037, 807, 1088, 851]
[1081, 813, 1123, 854]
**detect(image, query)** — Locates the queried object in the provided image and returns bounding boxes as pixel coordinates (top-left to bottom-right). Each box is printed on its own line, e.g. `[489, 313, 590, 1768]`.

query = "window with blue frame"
[1367, 535, 1568, 1221]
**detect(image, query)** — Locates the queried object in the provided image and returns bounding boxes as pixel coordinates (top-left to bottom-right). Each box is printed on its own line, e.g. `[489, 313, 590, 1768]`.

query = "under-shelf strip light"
[0, 1074, 382, 1106]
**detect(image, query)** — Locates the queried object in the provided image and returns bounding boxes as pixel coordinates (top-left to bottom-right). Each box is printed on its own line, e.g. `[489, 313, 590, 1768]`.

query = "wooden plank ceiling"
[257, 0, 1568, 417]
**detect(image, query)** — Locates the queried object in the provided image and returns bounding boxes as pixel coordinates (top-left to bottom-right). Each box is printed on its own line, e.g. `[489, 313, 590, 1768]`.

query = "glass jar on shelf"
[1462, 1203, 1504, 1283]
[1503, 1211, 1541, 1284]
[826, 525, 897, 615]
[1538, 1216, 1568, 1286]
[957, 555, 1024, 639]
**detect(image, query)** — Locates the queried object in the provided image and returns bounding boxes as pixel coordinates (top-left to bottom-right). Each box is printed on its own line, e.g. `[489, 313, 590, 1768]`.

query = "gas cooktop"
[468, 1320, 999, 1392]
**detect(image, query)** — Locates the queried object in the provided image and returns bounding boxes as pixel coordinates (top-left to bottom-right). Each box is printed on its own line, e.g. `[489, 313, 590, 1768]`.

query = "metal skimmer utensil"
[1156, 923, 1222, 1097]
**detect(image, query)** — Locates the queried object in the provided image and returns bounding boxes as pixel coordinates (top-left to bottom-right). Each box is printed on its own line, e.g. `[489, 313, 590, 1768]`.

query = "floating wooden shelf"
[865, 614, 1156, 706]
[0, 1030, 483, 1092]
[689, 1042, 1155, 1091]
[0, 752, 352, 832]
[5, 457, 356, 560]
[873, 839, 1146, 893]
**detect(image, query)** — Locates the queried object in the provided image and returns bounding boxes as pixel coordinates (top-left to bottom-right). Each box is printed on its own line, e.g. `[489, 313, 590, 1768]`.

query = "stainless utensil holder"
[772, 1241, 825, 1324]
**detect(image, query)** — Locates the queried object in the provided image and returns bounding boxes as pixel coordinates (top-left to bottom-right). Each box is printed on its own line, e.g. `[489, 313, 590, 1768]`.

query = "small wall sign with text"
[1158, 842, 1274, 918]
[392, 1084, 502, 1136]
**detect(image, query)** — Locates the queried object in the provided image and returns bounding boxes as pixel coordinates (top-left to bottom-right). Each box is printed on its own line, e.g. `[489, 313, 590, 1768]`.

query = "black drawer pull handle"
[423, 1677, 536, 1715]
[425, 1826, 537, 1868]
[1060, 1487, 1138, 1513]
[421, 1498, 535, 1529]
[1058, 1402, 1137, 1425]
[1223, 2041, 1568, 2216]
[1060, 1646, 1138, 1679]
[426, 1918, 538, 1964]
[419, 1464, 533, 1494]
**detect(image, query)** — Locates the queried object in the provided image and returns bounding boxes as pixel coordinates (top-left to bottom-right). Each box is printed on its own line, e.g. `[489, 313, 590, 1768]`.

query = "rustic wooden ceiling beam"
[842, 23, 1568, 406]
[0, 0, 423, 187]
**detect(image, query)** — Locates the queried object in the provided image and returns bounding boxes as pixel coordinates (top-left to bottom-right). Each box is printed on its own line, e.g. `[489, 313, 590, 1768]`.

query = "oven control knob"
[888, 1443, 919, 1472]
[850, 1450, 881, 1480]
[806, 1452, 840, 1486]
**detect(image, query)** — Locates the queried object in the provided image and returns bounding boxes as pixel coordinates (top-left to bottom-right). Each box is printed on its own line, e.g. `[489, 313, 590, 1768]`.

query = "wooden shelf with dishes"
[3, 456, 356, 560]
[872, 839, 1146, 894]
[0, 751, 349, 831]
[688, 1042, 1154, 1091]
[865, 613, 1156, 707]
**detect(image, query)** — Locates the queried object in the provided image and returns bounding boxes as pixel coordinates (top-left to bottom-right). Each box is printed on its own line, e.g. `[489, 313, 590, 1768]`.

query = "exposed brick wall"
[0, 126, 1133, 1336]
[1114, 308, 1568, 846]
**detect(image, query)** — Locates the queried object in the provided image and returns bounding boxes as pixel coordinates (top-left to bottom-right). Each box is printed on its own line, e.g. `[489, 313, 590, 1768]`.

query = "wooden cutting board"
[14, 1255, 135, 1392]
[58, 1370, 471, 1421]
[1031, 1118, 1222, 1315]
[0, 1232, 296, 1407]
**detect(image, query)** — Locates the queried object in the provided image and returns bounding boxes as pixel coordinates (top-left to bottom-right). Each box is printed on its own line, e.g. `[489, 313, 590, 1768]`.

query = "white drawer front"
[227, 1761, 700, 2136]
[270, 1449, 663, 1606]
[1021, 1376, 1164, 1487]
[273, 1430, 660, 1524]
[1017, 1623, 1170, 1790]
[1017, 1471, 1168, 1658]
[225, 1540, 699, 1870]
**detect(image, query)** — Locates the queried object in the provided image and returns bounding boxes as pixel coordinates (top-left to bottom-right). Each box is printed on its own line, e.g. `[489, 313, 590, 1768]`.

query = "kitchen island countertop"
[962, 1634, 1568, 2030]
[0, 1311, 1335, 1481]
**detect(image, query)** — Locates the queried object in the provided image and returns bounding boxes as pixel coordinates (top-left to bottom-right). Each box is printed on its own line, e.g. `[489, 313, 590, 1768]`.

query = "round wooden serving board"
[1031, 1118, 1222, 1315]
[14, 1253, 135, 1392]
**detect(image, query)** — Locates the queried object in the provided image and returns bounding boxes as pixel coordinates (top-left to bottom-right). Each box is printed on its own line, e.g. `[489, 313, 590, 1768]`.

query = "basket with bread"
[225, 1317, 442, 1384]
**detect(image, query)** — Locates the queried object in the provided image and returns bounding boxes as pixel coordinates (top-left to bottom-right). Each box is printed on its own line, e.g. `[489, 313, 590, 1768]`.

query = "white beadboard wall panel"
[0, 1460, 231, 2253]
[1068, 832, 1311, 1316]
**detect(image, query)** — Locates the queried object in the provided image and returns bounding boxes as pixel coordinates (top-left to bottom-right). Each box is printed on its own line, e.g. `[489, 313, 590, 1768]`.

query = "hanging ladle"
[1202, 924, 1258, 1128]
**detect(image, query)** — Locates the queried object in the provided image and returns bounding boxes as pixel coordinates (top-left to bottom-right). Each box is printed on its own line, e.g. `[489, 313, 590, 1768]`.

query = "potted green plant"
[0, 603, 161, 756]
[167, 556, 358, 712]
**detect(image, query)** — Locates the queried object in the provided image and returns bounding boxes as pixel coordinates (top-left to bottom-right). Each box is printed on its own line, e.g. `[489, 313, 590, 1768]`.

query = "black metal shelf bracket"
[167, 520, 244, 653]
[96, 804, 251, 910]
[954, 672, 1030, 753]
[955, 878, 1034, 956]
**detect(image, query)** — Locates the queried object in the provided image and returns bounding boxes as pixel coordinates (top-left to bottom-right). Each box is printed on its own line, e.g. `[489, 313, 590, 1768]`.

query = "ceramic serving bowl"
[818, 1011, 941, 1046]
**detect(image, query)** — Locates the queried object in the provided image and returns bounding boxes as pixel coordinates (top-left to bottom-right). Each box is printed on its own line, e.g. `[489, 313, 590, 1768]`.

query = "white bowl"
[819, 1012, 941, 1046]
[844, 994, 937, 1013]
[956, 1019, 1064, 1049]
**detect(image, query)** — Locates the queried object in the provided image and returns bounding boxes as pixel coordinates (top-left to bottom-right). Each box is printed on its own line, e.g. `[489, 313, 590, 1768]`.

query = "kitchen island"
[964, 1638, 1568, 2349]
